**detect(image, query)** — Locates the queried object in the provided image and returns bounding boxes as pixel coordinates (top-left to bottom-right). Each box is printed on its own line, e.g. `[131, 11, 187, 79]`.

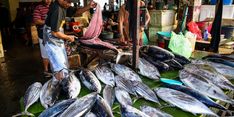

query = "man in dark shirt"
[43, 0, 96, 85]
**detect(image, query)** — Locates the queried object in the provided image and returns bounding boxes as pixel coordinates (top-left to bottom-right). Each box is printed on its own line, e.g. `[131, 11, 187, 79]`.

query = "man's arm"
[74, 0, 96, 16]
[52, 31, 74, 42]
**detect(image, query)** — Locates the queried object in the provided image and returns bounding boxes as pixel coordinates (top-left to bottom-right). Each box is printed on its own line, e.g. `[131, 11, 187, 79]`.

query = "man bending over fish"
[43, 0, 97, 85]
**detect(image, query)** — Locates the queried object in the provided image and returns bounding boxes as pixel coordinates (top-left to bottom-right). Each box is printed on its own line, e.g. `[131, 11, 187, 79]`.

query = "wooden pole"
[128, 0, 140, 69]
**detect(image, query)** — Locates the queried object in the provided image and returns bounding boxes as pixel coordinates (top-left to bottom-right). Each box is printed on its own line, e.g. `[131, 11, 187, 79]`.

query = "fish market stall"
[15, 1, 234, 117]
[16, 47, 234, 117]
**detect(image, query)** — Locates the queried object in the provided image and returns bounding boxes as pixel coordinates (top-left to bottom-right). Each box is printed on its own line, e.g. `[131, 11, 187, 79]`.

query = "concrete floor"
[0, 39, 47, 117]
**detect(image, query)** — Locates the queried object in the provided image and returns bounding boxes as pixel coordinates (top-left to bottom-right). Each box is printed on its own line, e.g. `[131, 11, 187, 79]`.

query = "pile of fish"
[13, 45, 234, 117]
[140, 45, 191, 72]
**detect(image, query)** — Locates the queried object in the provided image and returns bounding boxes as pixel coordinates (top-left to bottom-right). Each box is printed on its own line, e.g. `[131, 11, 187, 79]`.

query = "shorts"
[39, 38, 48, 59]
[45, 42, 69, 72]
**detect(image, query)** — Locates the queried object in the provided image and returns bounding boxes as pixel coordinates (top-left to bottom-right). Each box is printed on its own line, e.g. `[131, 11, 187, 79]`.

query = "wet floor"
[0, 39, 47, 117]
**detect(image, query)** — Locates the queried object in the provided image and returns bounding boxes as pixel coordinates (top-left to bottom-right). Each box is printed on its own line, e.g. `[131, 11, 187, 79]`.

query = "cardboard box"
[68, 54, 81, 69]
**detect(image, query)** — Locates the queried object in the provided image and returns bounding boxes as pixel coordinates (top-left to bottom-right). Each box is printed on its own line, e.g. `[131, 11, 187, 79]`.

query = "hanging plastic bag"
[168, 32, 192, 58]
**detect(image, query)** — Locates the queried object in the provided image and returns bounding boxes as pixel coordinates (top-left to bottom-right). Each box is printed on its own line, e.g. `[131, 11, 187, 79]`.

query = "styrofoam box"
[149, 10, 175, 27]
[199, 5, 234, 21]
[148, 25, 174, 42]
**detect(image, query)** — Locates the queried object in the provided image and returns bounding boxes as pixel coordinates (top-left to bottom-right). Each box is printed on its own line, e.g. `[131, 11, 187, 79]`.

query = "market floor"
[0, 39, 47, 117]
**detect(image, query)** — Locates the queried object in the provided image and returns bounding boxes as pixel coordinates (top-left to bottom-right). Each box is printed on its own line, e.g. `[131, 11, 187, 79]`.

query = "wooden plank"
[0, 31, 4, 58]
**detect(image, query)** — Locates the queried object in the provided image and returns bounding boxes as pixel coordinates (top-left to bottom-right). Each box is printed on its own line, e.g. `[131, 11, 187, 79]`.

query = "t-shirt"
[33, 4, 50, 38]
[45, 1, 66, 32]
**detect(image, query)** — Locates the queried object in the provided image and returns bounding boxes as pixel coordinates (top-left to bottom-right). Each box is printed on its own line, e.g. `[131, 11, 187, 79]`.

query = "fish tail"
[12, 111, 35, 117]
[116, 51, 132, 64]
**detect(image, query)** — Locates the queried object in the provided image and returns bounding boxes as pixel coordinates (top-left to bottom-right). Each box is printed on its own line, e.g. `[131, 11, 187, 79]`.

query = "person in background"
[118, 0, 150, 46]
[43, 0, 96, 85]
[139, 0, 150, 46]
[118, 0, 130, 45]
[33, 0, 52, 78]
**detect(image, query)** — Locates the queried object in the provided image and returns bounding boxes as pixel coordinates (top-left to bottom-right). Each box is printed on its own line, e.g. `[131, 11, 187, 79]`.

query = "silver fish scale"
[140, 105, 173, 117]
[24, 82, 42, 111]
[115, 75, 137, 95]
[95, 66, 115, 86]
[39, 98, 76, 117]
[59, 92, 97, 117]
[135, 81, 160, 104]
[67, 73, 81, 98]
[111, 64, 142, 82]
[103, 85, 115, 107]
[115, 87, 132, 106]
[80, 70, 102, 93]
[155, 88, 218, 116]
[40, 79, 60, 109]
[94, 95, 114, 117]
[121, 105, 150, 117]
[180, 70, 234, 104]
[184, 64, 234, 90]
[138, 58, 160, 80]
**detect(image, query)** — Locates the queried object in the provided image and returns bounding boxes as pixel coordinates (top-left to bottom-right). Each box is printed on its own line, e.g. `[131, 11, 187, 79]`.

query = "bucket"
[221, 25, 234, 39]
[157, 32, 171, 49]
[210, 0, 233, 5]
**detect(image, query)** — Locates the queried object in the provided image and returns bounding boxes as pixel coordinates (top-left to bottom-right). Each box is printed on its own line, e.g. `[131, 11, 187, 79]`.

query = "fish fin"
[116, 51, 132, 64]
[12, 111, 35, 117]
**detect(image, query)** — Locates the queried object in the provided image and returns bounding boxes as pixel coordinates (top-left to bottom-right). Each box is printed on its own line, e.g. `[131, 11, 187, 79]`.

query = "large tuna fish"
[39, 98, 76, 117]
[163, 83, 227, 110]
[13, 82, 42, 117]
[140, 105, 173, 117]
[141, 53, 170, 72]
[137, 58, 160, 80]
[59, 92, 97, 117]
[154, 88, 218, 116]
[173, 52, 191, 65]
[164, 59, 183, 70]
[103, 85, 115, 107]
[91, 95, 114, 117]
[115, 87, 132, 106]
[110, 63, 142, 82]
[135, 81, 160, 104]
[115, 75, 137, 95]
[140, 45, 175, 61]
[184, 63, 234, 90]
[79, 69, 102, 93]
[180, 70, 234, 104]
[94, 65, 115, 86]
[40, 79, 60, 109]
[62, 72, 81, 99]
[203, 54, 234, 67]
[192, 59, 234, 79]
[121, 105, 150, 117]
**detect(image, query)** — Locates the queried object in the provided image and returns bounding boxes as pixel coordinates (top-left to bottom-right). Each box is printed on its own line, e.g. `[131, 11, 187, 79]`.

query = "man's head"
[57, 0, 71, 8]
[43, 0, 52, 6]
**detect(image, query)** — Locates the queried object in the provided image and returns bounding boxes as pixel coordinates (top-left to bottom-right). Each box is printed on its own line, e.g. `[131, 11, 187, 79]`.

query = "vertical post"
[209, 0, 223, 52]
[128, 0, 140, 69]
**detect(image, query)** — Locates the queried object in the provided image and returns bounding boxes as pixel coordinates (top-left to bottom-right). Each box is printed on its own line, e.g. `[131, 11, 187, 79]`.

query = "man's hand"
[67, 35, 76, 42]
